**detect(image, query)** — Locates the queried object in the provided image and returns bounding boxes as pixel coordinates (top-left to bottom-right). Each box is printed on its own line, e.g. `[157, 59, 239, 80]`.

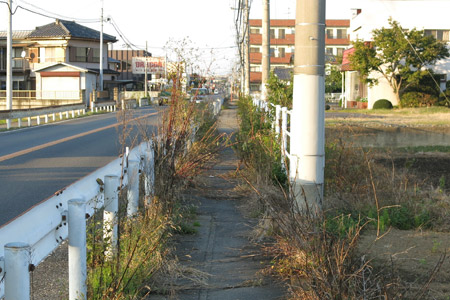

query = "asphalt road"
[0, 107, 160, 227]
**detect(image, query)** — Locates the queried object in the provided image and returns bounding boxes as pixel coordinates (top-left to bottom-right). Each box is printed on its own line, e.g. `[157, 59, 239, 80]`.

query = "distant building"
[248, 19, 350, 93]
[0, 19, 118, 105]
[342, 2, 450, 108]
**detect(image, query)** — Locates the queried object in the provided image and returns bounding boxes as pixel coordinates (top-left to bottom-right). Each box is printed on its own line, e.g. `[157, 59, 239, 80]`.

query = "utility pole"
[244, 0, 250, 95]
[6, 0, 13, 129]
[290, 0, 326, 213]
[261, 0, 270, 101]
[99, 0, 104, 91]
[144, 41, 148, 97]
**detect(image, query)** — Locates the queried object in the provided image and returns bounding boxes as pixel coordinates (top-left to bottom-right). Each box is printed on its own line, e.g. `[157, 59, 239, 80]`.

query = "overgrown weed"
[86, 64, 227, 298]
[235, 95, 448, 299]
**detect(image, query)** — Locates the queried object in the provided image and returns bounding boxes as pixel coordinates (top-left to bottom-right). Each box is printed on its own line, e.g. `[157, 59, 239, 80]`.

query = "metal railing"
[0, 104, 117, 130]
[0, 142, 154, 300]
[0, 96, 223, 299]
[252, 98, 292, 160]
[0, 90, 82, 101]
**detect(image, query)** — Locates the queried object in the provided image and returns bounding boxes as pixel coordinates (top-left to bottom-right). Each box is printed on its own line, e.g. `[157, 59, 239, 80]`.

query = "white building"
[342, 0, 450, 108]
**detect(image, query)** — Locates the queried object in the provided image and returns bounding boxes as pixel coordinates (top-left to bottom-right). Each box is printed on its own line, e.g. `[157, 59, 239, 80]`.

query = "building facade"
[0, 19, 118, 105]
[248, 19, 350, 93]
[342, 2, 450, 108]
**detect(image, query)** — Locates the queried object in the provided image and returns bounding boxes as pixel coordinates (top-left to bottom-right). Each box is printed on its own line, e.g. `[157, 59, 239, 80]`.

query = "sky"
[1, 0, 356, 75]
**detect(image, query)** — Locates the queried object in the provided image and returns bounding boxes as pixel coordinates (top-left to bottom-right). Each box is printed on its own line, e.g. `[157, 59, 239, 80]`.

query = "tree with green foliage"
[266, 72, 293, 108]
[350, 18, 449, 107]
[325, 65, 343, 93]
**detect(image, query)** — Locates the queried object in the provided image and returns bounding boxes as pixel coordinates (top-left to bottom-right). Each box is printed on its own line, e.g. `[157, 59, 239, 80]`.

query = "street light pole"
[6, 0, 13, 129]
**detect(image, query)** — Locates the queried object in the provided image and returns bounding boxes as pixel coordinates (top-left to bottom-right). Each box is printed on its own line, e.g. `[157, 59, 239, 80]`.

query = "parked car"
[190, 88, 209, 103]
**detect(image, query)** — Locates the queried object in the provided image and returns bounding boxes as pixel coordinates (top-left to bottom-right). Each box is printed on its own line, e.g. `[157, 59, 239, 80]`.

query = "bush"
[401, 91, 438, 107]
[373, 99, 393, 109]
[325, 104, 331, 110]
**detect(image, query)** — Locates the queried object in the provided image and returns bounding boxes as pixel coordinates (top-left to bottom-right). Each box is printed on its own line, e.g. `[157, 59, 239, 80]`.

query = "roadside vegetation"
[235, 86, 450, 298]
[84, 53, 226, 298]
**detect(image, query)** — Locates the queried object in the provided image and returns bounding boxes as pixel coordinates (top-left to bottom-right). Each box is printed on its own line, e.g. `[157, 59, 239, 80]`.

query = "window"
[250, 66, 261, 72]
[425, 30, 450, 41]
[336, 48, 344, 57]
[93, 48, 100, 63]
[45, 48, 56, 63]
[278, 47, 286, 58]
[250, 28, 260, 34]
[326, 29, 334, 39]
[76, 47, 88, 62]
[325, 47, 333, 55]
[336, 29, 347, 39]
[250, 84, 260, 92]
[270, 29, 275, 39]
[278, 29, 285, 39]
[270, 47, 275, 57]
[250, 47, 260, 53]
[12, 47, 23, 68]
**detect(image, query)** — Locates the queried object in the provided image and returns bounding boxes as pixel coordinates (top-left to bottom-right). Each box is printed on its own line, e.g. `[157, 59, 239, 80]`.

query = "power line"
[1, 0, 100, 23]
[17, 0, 100, 23]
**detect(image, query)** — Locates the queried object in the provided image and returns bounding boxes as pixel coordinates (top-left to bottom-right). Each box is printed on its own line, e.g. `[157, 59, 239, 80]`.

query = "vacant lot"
[326, 107, 450, 299]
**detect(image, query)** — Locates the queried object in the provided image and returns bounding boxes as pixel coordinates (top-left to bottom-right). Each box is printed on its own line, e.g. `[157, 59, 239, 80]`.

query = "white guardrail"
[1, 104, 117, 130]
[0, 96, 224, 300]
[252, 98, 292, 160]
[0, 141, 153, 300]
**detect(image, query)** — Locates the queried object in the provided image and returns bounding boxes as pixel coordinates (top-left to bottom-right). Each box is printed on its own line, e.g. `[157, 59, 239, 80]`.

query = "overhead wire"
[1, 0, 100, 22]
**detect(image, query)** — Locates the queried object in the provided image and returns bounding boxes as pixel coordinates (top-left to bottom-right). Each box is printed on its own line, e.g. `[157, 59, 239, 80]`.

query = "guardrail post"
[52, 113, 56, 122]
[275, 105, 281, 136]
[44, 114, 49, 124]
[60, 112, 63, 120]
[68, 199, 87, 300]
[4, 242, 31, 300]
[17, 118, 21, 128]
[77, 110, 81, 116]
[71, 110, 75, 118]
[28, 117, 31, 127]
[281, 107, 288, 159]
[36, 116, 41, 125]
[104, 175, 119, 258]
[65, 111, 69, 119]
[127, 160, 139, 216]
[142, 143, 155, 205]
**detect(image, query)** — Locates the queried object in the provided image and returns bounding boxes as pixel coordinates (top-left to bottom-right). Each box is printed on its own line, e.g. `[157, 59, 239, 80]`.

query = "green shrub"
[325, 104, 331, 110]
[373, 99, 393, 109]
[401, 91, 438, 107]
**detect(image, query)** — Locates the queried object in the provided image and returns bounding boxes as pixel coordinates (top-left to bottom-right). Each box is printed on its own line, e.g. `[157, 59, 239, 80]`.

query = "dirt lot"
[326, 110, 450, 299]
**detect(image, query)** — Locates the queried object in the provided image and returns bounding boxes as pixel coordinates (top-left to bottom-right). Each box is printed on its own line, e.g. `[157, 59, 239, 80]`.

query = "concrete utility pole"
[144, 41, 148, 97]
[261, 0, 270, 101]
[99, 0, 104, 91]
[244, 0, 250, 95]
[6, 0, 13, 129]
[290, 0, 326, 213]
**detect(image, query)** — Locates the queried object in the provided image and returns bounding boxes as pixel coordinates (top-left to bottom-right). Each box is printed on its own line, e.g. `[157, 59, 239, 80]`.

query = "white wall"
[349, 0, 450, 107]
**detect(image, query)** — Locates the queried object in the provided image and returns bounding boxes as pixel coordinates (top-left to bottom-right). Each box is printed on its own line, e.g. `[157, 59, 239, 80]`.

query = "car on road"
[190, 88, 209, 103]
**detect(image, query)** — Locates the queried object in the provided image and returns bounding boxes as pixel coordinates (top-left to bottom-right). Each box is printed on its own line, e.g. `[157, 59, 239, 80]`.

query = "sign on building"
[132, 57, 166, 74]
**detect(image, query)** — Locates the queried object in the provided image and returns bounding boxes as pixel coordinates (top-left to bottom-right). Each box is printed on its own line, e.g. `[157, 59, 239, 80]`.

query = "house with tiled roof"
[0, 19, 118, 106]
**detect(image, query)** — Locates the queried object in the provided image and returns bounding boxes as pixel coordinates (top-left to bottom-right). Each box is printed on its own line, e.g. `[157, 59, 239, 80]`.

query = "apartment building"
[248, 19, 350, 92]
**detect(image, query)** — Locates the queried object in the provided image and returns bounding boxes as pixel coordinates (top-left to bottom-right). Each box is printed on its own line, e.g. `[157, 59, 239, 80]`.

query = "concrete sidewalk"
[154, 100, 286, 299]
